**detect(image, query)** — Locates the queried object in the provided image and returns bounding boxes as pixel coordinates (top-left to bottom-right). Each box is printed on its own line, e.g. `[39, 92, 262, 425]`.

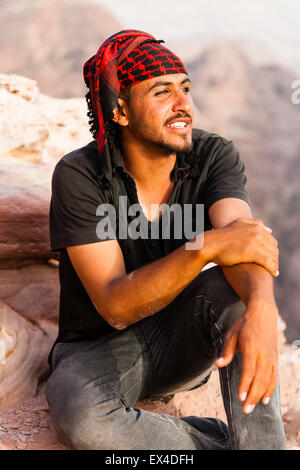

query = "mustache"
[165, 113, 193, 126]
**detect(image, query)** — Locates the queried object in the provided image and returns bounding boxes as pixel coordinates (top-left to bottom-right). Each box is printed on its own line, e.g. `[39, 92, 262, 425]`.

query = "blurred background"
[1, 0, 300, 341]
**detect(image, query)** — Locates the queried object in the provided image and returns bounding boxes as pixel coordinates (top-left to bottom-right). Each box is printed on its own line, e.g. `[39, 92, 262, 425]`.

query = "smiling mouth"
[168, 121, 188, 129]
[166, 121, 191, 132]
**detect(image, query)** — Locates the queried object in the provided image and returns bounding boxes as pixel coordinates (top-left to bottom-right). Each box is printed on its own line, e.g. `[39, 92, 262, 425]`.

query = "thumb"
[215, 331, 238, 367]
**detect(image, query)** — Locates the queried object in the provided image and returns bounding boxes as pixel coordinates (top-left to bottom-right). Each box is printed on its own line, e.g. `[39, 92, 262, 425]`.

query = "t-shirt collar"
[95, 138, 191, 185]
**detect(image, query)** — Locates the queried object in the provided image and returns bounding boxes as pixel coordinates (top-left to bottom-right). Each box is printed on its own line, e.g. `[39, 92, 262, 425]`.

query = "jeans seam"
[191, 294, 219, 324]
[214, 323, 237, 449]
[140, 412, 208, 447]
[139, 323, 154, 398]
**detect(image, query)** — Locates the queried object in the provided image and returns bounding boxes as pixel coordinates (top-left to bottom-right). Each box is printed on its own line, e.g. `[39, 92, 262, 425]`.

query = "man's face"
[121, 73, 194, 155]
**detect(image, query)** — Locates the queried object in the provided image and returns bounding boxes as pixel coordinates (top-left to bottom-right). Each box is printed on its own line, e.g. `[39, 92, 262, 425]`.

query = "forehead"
[129, 73, 190, 96]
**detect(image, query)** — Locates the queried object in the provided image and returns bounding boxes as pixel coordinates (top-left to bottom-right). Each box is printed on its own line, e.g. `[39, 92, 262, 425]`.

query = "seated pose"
[45, 30, 286, 450]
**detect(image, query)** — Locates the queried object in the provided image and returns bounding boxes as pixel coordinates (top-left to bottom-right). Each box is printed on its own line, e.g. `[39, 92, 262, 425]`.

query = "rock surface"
[0, 264, 60, 324]
[0, 301, 56, 410]
[0, 74, 91, 164]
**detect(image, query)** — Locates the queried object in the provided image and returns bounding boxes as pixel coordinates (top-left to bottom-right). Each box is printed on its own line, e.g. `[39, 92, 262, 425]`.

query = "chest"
[135, 181, 175, 222]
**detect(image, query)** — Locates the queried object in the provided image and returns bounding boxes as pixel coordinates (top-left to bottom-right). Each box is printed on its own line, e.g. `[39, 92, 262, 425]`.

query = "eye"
[154, 89, 169, 96]
[182, 86, 190, 93]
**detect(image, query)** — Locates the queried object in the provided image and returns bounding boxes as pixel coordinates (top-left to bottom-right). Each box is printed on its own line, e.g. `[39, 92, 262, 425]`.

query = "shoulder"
[51, 140, 108, 203]
[52, 140, 100, 182]
[191, 128, 233, 154]
[188, 129, 236, 176]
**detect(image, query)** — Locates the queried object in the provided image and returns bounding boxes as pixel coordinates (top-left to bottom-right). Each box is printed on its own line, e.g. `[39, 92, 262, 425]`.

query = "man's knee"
[45, 370, 130, 450]
[200, 266, 246, 324]
[56, 402, 125, 450]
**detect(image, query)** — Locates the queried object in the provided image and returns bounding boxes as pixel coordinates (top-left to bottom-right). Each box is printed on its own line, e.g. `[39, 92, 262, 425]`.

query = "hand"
[205, 218, 279, 277]
[215, 298, 279, 414]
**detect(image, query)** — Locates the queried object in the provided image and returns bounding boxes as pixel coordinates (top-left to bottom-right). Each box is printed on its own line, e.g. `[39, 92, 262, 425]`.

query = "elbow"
[111, 321, 128, 331]
[95, 303, 129, 331]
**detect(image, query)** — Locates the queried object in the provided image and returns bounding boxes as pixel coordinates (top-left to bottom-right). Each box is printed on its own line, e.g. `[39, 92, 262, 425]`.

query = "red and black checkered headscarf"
[83, 29, 188, 158]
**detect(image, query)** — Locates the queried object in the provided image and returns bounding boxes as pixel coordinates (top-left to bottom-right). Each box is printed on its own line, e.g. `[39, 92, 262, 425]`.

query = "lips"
[166, 116, 192, 130]
[166, 118, 191, 133]
[168, 121, 187, 128]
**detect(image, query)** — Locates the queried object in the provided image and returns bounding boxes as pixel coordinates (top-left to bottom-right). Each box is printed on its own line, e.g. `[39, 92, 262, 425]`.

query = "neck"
[120, 135, 176, 188]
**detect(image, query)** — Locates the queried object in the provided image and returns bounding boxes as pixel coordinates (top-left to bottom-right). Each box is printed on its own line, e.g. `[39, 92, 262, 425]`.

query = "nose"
[171, 89, 193, 116]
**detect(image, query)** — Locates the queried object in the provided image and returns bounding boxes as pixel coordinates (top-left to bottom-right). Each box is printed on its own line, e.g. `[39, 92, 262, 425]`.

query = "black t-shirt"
[48, 128, 250, 365]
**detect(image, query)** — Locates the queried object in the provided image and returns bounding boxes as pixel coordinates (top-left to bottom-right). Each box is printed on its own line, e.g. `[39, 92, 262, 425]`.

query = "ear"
[112, 98, 129, 127]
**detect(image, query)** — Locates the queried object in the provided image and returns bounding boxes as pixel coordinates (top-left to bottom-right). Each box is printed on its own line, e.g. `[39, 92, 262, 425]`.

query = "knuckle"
[242, 367, 256, 377]
[254, 378, 267, 389]
[253, 219, 263, 226]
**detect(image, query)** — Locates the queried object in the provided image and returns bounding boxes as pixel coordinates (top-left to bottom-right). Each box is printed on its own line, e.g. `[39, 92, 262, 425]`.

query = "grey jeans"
[45, 266, 286, 450]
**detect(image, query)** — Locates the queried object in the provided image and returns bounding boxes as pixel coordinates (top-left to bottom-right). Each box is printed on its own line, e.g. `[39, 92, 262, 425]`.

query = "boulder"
[0, 156, 54, 267]
[0, 301, 56, 410]
[0, 73, 91, 164]
[0, 263, 60, 324]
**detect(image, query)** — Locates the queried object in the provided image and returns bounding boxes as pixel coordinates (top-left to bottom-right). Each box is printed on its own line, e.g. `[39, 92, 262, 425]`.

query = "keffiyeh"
[83, 29, 187, 158]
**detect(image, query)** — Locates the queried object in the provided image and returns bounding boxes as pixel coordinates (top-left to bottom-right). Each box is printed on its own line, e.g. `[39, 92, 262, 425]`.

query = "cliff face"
[0, 0, 122, 98]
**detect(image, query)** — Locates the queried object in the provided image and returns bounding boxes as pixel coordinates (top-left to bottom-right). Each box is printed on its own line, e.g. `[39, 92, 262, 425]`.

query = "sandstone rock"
[0, 264, 60, 324]
[0, 75, 48, 163]
[0, 73, 91, 164]
[0, 301, 56, 409]
[0, 156, 54, 267]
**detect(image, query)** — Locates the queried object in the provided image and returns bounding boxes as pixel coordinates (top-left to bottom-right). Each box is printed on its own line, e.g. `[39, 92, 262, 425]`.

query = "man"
[45, 30, 286, 450]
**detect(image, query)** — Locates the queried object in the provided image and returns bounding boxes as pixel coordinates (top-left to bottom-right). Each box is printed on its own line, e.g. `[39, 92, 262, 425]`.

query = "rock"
[0, 75, 48, 163]
[0, 156, 54, 267]
[0, 301, 56, 409]
[0, 73, 91, 164]
[0, 264, 60, 324]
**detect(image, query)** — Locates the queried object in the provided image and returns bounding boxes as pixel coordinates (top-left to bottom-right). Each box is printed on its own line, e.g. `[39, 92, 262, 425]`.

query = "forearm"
[220, 262, 276, 307]
[103, 235, 209, 329]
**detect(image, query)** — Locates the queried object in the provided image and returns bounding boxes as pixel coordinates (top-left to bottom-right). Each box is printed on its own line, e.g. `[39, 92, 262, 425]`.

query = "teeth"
[169, 122, 187, 128]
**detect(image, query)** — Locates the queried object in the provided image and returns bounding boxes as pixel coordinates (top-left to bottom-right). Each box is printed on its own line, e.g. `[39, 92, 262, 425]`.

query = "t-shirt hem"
[51, 233, 116, 251]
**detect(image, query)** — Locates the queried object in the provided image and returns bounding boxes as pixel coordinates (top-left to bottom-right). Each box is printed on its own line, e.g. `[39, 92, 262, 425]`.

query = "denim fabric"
[45, 266, 286, 450]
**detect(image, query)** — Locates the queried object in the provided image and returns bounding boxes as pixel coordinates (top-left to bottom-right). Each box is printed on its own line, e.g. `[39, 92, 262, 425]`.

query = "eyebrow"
[147, 77, 191, 93]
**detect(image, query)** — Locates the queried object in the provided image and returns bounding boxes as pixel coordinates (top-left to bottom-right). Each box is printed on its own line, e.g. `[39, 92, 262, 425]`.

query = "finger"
[215, 330, 238, 368]
[242, 360, 272, 413]
[262, 366, 278, 405]
[257, 252, 279, 278]
[238, 351, 257, 404]
[253, 219, 272, 233]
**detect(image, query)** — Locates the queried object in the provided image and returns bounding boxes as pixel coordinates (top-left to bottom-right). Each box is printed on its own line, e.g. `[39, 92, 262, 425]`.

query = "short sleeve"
[204, 140, 250, 211]
[49, 159, 116, 251]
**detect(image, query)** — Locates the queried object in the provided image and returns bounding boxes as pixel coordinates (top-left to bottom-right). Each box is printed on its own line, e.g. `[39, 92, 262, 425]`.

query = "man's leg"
[143, 265, 286, 450]
[45, 325, 229, 450]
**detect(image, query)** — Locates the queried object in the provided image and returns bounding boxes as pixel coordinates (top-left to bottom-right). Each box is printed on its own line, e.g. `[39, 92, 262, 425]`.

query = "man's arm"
[208, 198, 279, 414]
[67, 210, 278, 332]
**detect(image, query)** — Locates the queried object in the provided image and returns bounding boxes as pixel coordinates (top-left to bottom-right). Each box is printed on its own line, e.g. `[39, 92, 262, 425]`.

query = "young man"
[45, 30, 286, 450]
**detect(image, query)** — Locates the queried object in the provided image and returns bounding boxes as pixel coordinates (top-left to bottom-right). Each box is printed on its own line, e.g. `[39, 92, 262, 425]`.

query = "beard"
[129, 118, 193, 157]
[152, 138, 193, 157]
